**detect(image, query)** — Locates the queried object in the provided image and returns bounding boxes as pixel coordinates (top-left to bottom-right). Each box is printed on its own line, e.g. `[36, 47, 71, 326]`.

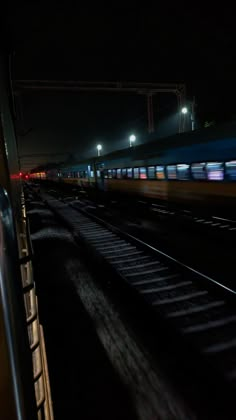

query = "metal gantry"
[13, 80, 186, 133]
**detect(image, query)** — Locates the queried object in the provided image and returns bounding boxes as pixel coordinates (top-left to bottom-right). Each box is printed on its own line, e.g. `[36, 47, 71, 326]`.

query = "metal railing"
[0, 186, 53, 419]
[0, 186, 37, 419]
[19, 190, 54, 420]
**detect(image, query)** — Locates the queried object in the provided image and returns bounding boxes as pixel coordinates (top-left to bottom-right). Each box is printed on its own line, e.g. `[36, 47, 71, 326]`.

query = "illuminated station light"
[129, 134, 136, 147]
[181, 107, 188, 114]
[97, 144, 102, 156]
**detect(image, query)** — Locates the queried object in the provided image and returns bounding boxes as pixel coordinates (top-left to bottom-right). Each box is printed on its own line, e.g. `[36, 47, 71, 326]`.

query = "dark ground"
[26, 189, 236, 420]
[27, 196, 202, 420]
[28, 203, 138, 420]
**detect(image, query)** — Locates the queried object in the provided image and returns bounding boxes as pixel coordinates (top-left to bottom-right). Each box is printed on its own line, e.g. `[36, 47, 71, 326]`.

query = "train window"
[127, 168, 133, 178]
[122, 168, 127, 178]
[134, 168, 139, 179]
[108, 169, 112, 179]
[156, 165, 165, 179]
[206, 162, 224, 181]
[117, 169, 122, 179]
[167, 165, 177, 180]
[112, 169, 117, 178]
[177, 164, 190, 180]
[191, 163, 206, 180]
[225, 161, 236, 180]
[90, 170, 94, 177]
[139, 167, 147, 179]
[147, 166, 155, 179]
[97, 170, 101, 178]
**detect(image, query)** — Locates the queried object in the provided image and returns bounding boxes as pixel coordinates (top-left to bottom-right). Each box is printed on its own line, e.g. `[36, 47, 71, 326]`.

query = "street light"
[129, 134, 136, 147]
[181, 106, 188, 114]
[97, 144, 102, 156]
[181, 104, 195, 131]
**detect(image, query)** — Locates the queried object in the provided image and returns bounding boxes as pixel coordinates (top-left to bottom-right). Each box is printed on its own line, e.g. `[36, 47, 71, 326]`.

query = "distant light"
[97, 144, 102, 156]
[25, 175, 29, 179]
[129, 134, 136, 147]
[181, 107, 188, 114]
[19, 172, 22, 177]
[129, 134, 136, 142]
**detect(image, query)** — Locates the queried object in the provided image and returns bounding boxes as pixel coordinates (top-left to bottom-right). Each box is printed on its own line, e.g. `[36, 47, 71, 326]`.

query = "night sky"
[4, 4, 236, 171]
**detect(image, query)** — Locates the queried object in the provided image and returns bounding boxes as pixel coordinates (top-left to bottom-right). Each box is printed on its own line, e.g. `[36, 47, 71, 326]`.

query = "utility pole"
[191, 96, 196, 131]
[147, 93, 154, 133]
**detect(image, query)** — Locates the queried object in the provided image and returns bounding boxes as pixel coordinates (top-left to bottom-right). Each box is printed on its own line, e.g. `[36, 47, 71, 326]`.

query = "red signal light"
[19, 172, 22, 177]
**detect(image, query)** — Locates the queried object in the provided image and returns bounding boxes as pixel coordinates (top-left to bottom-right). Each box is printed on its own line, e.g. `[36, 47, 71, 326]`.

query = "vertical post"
[147, 93, 154, 133]
[0, 114, 12, 192]
[191, 96, 196, 131]
[97, 144, 102, 157]
[178, 91, 187, 133]
[0, 55, 21, 217]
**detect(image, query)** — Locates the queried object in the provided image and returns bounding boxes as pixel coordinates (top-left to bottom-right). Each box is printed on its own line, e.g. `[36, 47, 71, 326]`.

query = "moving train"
[31, 121, 236, 217]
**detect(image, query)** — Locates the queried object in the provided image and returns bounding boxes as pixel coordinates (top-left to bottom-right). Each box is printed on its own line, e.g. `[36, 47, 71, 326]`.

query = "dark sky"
[4, 3, 236, 170]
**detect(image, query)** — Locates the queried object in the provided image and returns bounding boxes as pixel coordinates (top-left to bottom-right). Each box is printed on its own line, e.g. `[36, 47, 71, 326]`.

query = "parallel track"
[40, 182, 236, 234]
[148, 202, 236, 233]
[42, 193, 236, 393]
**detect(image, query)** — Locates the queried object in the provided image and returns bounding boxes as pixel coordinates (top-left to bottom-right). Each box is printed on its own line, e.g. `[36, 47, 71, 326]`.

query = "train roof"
[31, 120, 236, 172]
[94, 120, 236, 163]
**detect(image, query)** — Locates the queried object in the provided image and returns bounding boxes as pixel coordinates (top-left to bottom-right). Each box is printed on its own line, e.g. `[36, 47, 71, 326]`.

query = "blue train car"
[34, 121, 236, 216]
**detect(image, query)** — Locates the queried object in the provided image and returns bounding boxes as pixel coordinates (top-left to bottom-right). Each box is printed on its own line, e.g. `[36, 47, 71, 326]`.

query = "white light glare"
[97, 144, 102, 151]
[181, 107, 188, 114]
[129, 134, 136, 142]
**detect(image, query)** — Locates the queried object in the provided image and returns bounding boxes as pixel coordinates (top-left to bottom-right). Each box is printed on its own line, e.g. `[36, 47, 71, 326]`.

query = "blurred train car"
[33, 122, 236, 217]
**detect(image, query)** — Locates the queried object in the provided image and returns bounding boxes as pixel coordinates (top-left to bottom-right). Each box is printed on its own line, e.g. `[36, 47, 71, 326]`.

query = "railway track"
[40, 192, 236, 394]
[37, 182, 236, 237]
[29, 180, 236, 238]
[46, 187, 236, 291]
[148, 202, 236, 233]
